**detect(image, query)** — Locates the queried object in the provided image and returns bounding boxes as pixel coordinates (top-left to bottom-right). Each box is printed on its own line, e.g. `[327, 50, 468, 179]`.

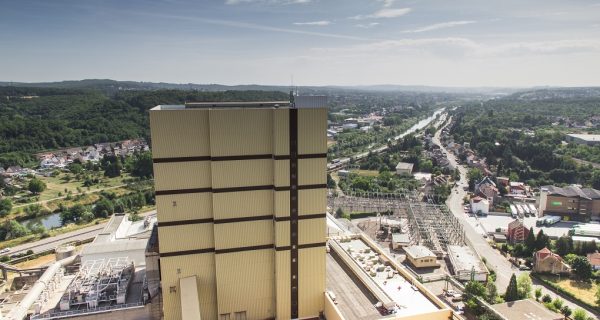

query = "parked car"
[0, 247, 11, 254]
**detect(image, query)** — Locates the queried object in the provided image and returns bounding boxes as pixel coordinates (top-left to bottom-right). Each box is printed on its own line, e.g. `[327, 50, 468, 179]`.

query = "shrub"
[542, 294, 552, 303]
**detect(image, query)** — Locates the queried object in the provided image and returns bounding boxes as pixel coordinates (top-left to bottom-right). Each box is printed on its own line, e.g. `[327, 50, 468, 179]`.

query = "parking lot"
[462, 210, 576, 239]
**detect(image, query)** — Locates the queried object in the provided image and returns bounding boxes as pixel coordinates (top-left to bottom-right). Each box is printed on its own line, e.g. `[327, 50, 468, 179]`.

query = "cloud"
[293, 20, 331, 26]
[403, 20, 476, 33]
[379, 0, 396, 7]
[350, 7, 411, 20]
[356, 22, 380, 28]
[225, 0, 310, 4]
[135, 12, 370, 41]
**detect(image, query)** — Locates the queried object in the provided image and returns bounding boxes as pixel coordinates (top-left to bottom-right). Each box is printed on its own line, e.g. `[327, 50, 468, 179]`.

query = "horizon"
[2, 0, 600, 87]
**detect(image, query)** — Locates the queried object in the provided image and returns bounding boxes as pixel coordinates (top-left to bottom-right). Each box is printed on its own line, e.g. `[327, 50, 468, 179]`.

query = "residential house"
[587, 252, 600, 271]
[533, 247, 571, 274]
[497, 177, 510, 187]
[507, 219, 530, 244]
[475, 176, 499, 206]
[509, 182, 527, 196]
[470, 197, 490, 215]
[5, 166, 24, 177]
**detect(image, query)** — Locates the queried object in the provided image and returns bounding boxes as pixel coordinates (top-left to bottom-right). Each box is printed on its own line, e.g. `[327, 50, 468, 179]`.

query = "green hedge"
[531, 273, 600, 313]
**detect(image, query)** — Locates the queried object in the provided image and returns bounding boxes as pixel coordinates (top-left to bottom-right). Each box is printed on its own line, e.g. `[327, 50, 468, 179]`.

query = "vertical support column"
[289, 107, 299, 319]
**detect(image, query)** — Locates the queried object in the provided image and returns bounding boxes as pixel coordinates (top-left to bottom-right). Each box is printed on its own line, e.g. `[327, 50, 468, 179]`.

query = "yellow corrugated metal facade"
[150, 103, 327, 320]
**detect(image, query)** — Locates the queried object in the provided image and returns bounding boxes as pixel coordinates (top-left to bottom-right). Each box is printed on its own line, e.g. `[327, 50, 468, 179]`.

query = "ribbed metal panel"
[213, 220, 273, 250]
[158, 224, 214, 253]
[215, 250, 275, 318]
[273, 109, 290, 156]
[161, 254, 217, 320]
[212, 190, 273, 220]
[298, 219, 326, 245]
[298, 158, 327, 186]
[274, 191, 290, 218]
[298, 189, 327, 215]
[274, 159, 290, 187]
[150, 109, 210, 158]
[275, 221, 290, 247]
[156, 193, 213, 223]
[298, 247, 326, 318]
[275, 250, 291, 320]
[298, 108, 327, 155]
[211, 159, 273, 189]
[209, 109, 273, 157]
[154, 162, 212, 191]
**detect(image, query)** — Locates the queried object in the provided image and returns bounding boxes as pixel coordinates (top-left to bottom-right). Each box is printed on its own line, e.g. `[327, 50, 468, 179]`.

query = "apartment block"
[149, 97, 327, 320]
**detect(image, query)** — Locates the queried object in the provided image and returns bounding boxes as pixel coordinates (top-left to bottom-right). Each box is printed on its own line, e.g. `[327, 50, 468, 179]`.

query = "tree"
[467, 168, 483, 191]
[93, 198, 114, 218]
[327, 174, 337, 189]
[504, 274, 519, 302]
[28, 178, 47, 194]
[555, 235, 572, 257]
[0, 198, 12, 217]
[534, 288, 542, 301]
[130, 152, 153, 178]
[535, 230, 550, 250]
[465, 280, 486, 298]
[335, 207, 344, 218]
[571, 256, 593, 281]
[561, 305, 572, 317]
[486, 281, 498, 304]
[524, 230, 536, 254]
[572, 308, 588, 320]
[517, 273, 532, 299]
[1, 220, 30, 240]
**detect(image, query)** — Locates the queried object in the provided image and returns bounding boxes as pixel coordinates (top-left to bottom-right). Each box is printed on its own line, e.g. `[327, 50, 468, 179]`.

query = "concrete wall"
[406, 255, 438, 268]
[323, 293, 346, 320]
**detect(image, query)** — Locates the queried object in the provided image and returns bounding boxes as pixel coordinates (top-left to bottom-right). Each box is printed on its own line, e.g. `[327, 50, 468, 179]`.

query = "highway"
[433, 121, 598, 318]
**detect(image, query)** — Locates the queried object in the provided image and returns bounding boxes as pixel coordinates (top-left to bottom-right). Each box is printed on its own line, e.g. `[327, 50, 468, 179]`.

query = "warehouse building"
[566, 133, 600, 146]
[539, 185, 600, 221]
[149, 96, 328, 320]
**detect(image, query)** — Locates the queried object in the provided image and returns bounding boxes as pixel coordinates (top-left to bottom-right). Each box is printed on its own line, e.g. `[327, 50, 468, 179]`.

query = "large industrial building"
[149, 97, 328, 320]
[539, 185, 600, 221]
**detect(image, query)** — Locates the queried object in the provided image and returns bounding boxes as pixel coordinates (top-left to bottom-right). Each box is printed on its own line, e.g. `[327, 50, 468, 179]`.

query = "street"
[433, 122, 598, 318]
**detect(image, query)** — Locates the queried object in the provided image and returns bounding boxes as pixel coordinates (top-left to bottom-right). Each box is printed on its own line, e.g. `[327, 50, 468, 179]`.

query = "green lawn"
[37, 172, 131, 201]
[539, 274, 599, 306]
[351, 169, 380, 177]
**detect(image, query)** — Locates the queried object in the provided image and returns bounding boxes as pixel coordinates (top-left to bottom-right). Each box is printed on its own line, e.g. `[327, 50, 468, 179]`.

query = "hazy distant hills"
[1, 79, 599, 100]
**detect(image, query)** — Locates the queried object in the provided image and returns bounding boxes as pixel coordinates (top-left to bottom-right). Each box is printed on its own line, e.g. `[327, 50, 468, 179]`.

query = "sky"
[2, 0, 600, 87]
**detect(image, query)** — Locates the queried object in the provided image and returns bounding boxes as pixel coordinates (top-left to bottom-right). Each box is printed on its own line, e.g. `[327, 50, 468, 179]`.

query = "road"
[5, 210, 156, 257]
[433, 122, 599, 318]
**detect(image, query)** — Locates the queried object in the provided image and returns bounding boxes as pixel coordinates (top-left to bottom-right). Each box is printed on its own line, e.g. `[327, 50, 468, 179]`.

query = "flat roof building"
[566, 133, 600, 146]
[395, 162, 414, 176]
[150, 97, 328, 320]
[492, 299, 562, 320]
[403, 245, 438, 268]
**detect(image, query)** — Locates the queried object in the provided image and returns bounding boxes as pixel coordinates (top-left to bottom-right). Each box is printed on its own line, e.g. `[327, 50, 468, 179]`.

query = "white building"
[396, 162, 414, 176]
[470, 197, 490, 215]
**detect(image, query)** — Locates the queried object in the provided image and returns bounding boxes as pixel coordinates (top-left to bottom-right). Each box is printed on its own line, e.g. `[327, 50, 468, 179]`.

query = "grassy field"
[37, 172, 131, 201]
[351, 169, 380, 177]
[539, 275, 599, 306]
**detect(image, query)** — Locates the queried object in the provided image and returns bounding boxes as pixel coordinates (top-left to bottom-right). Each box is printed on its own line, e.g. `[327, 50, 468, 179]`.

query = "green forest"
[449, 97, 600, 188]
[0, 87, 288, 167]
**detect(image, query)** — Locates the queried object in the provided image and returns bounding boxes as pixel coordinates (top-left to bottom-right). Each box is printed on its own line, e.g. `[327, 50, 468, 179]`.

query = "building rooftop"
[392, 233, 411, 244]
[395, 162, 414, 171]
[404, 245, 436, 259]
[567, 133, 600, 142]
[446, 245, 487, 274]
[492, 299, 563, 320]
[543, 185, 600, 200]
[151, 96, 327, 111]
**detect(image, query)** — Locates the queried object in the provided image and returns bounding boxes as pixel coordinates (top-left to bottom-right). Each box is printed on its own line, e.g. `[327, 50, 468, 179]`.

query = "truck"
[544, 215, 561, 226]
[510, 204, 518, 218]
[521, 204, 531, 215]
[570, 224, 600, 237]
[528, 204, 537, 216]
[515, 204, 524, 216]
[536, 217, 548, 227]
